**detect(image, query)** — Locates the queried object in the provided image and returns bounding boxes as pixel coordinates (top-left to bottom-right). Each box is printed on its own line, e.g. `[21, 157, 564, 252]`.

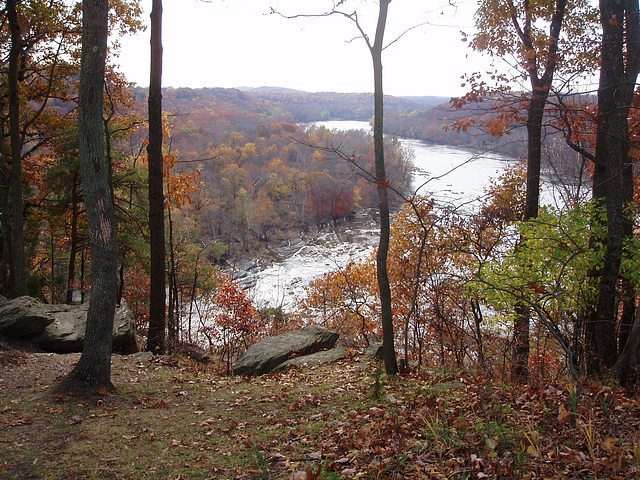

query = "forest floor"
[1, 349, 640, 480]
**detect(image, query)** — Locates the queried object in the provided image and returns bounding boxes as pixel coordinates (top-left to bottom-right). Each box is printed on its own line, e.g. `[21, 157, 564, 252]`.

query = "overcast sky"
[116, 0, 490, 98]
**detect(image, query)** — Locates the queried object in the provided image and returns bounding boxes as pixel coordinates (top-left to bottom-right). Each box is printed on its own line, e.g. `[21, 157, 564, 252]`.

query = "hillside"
[133, 86, 429, 123]
[133, 86, 529, 158]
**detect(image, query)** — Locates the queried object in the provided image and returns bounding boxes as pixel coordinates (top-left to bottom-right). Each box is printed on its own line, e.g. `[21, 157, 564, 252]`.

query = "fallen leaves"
[0, 414, 33, 427]
[132, 397, 166, 409]
[2, 356, 640, 479]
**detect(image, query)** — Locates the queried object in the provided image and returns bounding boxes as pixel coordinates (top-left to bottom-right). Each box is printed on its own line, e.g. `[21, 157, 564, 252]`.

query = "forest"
[2, 0, 640, 478]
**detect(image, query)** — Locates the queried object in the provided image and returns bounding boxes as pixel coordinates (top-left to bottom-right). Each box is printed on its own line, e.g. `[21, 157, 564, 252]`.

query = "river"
[242, 120, 516, 311]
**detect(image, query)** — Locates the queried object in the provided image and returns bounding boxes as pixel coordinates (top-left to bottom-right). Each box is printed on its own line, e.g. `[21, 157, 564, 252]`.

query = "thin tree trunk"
[147, 0, 166, 354]
[0, 120, 12, 296]
[52, 0, 117, 395]
[80, 249, 86, 303]
[370, 0, 398, 376]
[49, 228, 55, 301]
[167, 206, 178, 350]
[7, 0, 27, 297]
[512, 0, 567, 383]
[618, 108, 635, 353]
[471, 298, 487, 369]
[513, 86, 549, 384]
[66, 171, 80, 304]
[614, 304, 640, 384]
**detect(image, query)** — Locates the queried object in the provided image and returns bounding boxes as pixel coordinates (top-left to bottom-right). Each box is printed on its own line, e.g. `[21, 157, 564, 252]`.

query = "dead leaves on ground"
[2, 356, 640, 479]
[231, 366, 640, 479]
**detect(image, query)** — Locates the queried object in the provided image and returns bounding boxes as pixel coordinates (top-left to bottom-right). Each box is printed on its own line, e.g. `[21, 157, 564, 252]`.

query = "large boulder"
[0, 296, 138, 354]
[233, 326, 339, 376]
[273, 346, 348, 372]
[0, 296, 56, 338]
[32, 302, 138, 354]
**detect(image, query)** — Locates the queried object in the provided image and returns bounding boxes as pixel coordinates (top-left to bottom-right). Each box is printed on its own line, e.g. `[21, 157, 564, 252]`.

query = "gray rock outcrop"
[0, 296, 56, 339]
[0, 296, 138, 354]
[273, 346, 348, 372]
[363, 341, 384, 361]
[233, 325, 339, 376]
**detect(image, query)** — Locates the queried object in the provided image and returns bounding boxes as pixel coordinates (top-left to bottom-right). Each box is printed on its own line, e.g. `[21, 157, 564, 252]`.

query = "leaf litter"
[1, 351, 640, 479]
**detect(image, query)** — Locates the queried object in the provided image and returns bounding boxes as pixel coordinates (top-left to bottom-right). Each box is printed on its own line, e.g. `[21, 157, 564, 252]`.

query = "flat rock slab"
[233, 326, 339, 376]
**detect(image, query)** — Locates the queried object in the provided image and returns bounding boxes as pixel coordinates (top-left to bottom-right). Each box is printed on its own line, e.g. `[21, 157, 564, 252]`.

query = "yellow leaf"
[526, 445, 539, 456]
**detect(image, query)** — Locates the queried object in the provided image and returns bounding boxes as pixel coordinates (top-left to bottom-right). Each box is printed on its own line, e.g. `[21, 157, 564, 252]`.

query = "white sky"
[116, 0, 491, 98]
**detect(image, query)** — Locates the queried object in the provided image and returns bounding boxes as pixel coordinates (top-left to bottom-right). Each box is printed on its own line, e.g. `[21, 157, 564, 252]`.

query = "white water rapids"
[240, 120, 517, 312]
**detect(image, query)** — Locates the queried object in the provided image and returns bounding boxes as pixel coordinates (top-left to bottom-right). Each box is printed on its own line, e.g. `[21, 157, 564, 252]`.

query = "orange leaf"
[376, 178, 391, 190]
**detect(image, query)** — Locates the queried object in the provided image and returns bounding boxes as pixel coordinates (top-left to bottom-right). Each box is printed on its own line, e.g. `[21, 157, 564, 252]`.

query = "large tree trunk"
[590, 0, 640, 377]
[147, 0, 166, 354]
[52, 0, 117, 395]
[7, 0, 27, 297]
[371, 0, 398, 376]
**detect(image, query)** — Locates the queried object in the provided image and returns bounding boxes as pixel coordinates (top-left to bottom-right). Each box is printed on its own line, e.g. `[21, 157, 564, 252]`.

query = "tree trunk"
[147, 0, 166, 354]
[614, 306, 640, 384]
[370, 0, 398, 376]
[511, 0, 566, 383]
[52, 0, 117, 395]
[1, 120, 12, 296]
[619, 123, 635, 353]
[7, 0, 28, 298]
[591, 0, 640, 376]
[513, 81, 551, 384]
[167, 206, 178, 350]
[65, 171, 80, 305]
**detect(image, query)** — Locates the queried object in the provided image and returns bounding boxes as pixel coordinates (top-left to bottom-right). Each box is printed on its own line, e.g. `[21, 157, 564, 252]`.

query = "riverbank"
[227, 209, 380, 310]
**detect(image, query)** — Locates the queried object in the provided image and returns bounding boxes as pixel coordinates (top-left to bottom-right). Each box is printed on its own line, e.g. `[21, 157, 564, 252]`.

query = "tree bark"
[147, 0, 166, 354]
[591, 0, 640, 376]
[370, 0, 398, 375]
[7, 0, 28, 298]
[52, 0, 117, 395]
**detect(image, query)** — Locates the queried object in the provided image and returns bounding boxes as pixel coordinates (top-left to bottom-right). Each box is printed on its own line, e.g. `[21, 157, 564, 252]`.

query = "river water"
[246, 120, 516, 311]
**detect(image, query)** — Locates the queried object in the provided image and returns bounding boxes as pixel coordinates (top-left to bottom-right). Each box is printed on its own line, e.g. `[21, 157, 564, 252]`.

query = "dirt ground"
[0, 344, 155, 396]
